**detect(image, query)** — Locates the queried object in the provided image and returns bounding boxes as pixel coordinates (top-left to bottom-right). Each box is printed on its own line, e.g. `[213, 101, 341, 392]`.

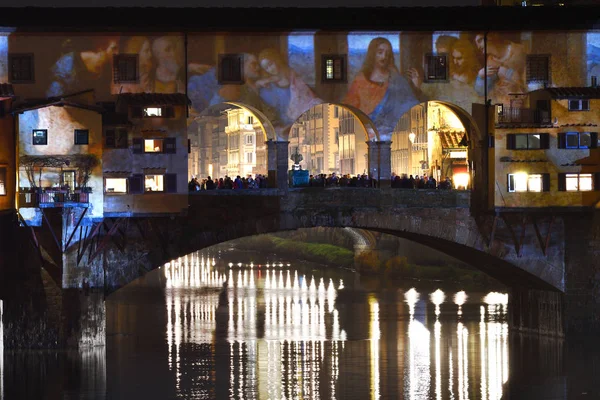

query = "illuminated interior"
[144, 175, 163, 192]
[144, 139, 163, 153]
[566, 173, 593, 191]
[144, 107, 162, 117]
[105, 178, 127, 193]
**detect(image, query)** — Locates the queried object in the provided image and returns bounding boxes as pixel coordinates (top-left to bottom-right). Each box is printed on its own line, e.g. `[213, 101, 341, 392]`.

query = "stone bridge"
[2, 188, 600, 348]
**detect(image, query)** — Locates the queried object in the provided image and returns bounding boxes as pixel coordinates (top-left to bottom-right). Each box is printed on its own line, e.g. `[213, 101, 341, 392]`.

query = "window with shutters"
[74, 129, 89, 145]
[245, 135, 253, 145]
[424, 54, 448, 82]
[506, 133, 548, 150]
[9, 53, 34, 83]
[113, 54, 138, 83]
[105, 178, 127, 193]
[33, 129, 47, 145]
[526, 55, 550, 85]
[144, 175, 164, 192]
[218, 54, 243, 84]
[568, 99, 590, 111]
[559, 132, 597, 149]
[507, 173, 549, 193]
[561, 173, 594, 192]
[322, 55, 347, 83]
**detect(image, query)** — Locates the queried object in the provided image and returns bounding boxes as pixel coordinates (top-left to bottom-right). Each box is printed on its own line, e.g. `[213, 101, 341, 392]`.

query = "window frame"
[561, 173, 594, 192]
[104, 177, 128, 194]
[506, 133, 549, 150]
[321, 54, 347, 83]
[218, 53, 244, 85]
[568, 99, 590, 111]
[143, 138, 165, 153]
[74, 129, 89, 145]
[32, 129, 48, 145]
[526, 54, 551, 85]
[507, 173, 550, 193]
[8, 53, 35, 84]
[424, 53, 448, 82]
[113, 53, 139, 83]
[558, 132, 597, 149]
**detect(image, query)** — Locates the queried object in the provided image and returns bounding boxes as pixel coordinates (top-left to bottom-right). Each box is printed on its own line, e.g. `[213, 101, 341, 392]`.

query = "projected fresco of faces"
[21, 31, 585, 141]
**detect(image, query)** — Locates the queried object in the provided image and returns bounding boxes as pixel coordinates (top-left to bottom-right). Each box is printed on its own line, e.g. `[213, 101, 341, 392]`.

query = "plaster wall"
[17, 106, 103, 218]
[0, 98, 14, 211]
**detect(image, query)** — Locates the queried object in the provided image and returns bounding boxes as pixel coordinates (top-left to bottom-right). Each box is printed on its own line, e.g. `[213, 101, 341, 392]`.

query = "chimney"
[592, 76, 598, 88]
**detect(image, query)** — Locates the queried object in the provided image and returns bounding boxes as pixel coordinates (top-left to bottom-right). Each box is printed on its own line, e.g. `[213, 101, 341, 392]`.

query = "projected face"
[375, 43, 392, 69]
[260, 57, 278, 76]
[244, 54, 261, 81]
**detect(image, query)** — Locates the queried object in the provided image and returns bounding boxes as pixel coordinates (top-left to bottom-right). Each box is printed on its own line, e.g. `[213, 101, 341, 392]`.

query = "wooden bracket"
[531, 214, 555, 256]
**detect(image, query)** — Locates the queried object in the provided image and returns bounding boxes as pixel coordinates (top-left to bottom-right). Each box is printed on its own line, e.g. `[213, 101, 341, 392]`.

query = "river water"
[1, 249, 599, 399]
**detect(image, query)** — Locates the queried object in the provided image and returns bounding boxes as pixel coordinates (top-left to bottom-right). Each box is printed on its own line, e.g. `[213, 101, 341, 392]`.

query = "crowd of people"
[189, 172, 455, 191]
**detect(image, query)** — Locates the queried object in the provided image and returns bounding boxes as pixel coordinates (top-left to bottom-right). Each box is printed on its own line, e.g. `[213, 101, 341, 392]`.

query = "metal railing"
[496, 108, 551, 124]
[18, 190, 90, 208]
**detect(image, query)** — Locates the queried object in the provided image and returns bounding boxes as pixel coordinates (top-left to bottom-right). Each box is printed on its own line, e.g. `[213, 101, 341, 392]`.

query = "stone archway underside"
[101, 190, 564, 294]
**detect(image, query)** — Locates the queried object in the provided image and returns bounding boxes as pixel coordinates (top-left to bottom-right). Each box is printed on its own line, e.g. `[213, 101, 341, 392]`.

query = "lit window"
[0, 166, 6, 196]
[144, 175, 164, 192]
[565, 173, 593, 192]
[144, 107, 162, 117]
[105, 178, 127, 193]
[528, 174, 543, 192]
[144, 139, 163, 153]
[508, 173, 528, 192]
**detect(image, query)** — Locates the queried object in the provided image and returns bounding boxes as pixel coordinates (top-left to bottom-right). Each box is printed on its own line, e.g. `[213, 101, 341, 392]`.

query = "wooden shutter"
[128, 174, 143, 194]
[542, 173, 550, 192]
[557, 173, 566, 191]
[507, 174, 514, 192]
[557, 132, 566, 149]
[163, 106, 175, 118]
[105, 129, 115, 148]
[590, 132, 598, 149]
[132, 137, 143, 154]
[165, 173, 177, 193]
[540, 133, 550, 149]
[131, 106, 143, 118]
[164, 137, 176, 154]
[595, 173, 600, 191]
[506, 134, 516, 150]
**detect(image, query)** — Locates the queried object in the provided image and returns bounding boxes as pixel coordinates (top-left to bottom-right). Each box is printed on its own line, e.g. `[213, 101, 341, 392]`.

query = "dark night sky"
[0, 0, 481, 7]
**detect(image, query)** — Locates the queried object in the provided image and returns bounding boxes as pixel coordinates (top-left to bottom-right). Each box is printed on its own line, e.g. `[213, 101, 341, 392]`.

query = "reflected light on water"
[368, 294, 380, 400]
[163, 252, 347, 399]
[430, 289, 445, 316]
[454, 291, 467, 316]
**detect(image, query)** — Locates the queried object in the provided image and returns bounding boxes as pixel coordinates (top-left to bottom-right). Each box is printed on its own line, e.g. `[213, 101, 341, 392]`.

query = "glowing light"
[430, 289, 445, 317]
[237, 262, 242, 267]
[454, 290, 467, 316]
[484, 292, 508, 306]
[453, 173, 470, 190]
[229, 262, 233, 267]
[368, 295, 380, 399]
[405, 288, 419, 316]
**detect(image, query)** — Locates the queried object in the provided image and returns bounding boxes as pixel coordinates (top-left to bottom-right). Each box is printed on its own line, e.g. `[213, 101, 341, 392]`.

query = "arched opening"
[287, 102, 379, 176]
[390, 100, 479, 190]
[188, 102, 276, 184]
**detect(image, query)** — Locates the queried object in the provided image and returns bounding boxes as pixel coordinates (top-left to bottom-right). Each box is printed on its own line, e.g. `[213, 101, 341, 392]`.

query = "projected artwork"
[0, 35, 7, 83]
[344, 35, 422, 139]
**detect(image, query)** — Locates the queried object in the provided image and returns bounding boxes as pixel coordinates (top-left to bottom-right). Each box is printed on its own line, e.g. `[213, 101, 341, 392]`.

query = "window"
[131, 106, 174, 118]
[144, 107, 162, 117]
[8, 53, 34, 83]
[246, 152, 253, 163]
[559, 173, 594, 192]
[218, 54, 243, 84]
[334, 106, 339, 118]
[506, 133, 549, 150]
[113, 54, 138, 83]
[247, 115, 254, 125]
[144, 175, 164, 192]
[0, 166, 6, 196]
[558, 132, 597, 149]
[526, 55, 550, 84]
[74, 129, 89, 145]
[425, 54, 448, 81]
[144, 139, 163, 153]
[32, 129, 47, 145]
[245, 135, 253, 145]
[105, 178, 127, 193]
[568, 99, 590, 111]
[322, 54, 346, 83]
[507, 173, 549, 192]
[105, 128, 128, 148]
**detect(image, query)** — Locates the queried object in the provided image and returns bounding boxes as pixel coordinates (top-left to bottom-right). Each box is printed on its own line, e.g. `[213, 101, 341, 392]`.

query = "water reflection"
[160, 251, 512, 399]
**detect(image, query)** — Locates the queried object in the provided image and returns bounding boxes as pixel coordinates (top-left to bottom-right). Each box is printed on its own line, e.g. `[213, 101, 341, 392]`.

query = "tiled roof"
[496, 124, 555, 129]
[559, 123, 598, 127]
[500, 157, 547, 163]
[439, 131, 467, 149]
[536, 87, 600, 99]
[0, 83, 15, 98]
[13, 99, 103, 113]
[118, 93, 191, 106]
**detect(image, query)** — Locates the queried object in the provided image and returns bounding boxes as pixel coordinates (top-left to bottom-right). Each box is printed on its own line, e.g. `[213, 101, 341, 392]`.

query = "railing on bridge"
[496, 107, 551, 124]
[18, 189, 91, 208]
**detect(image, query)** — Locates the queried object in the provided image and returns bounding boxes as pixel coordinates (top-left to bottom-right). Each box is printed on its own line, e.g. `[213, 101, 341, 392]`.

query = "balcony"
[496, 107, 551, 125]
[18, 189, 91, 208]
